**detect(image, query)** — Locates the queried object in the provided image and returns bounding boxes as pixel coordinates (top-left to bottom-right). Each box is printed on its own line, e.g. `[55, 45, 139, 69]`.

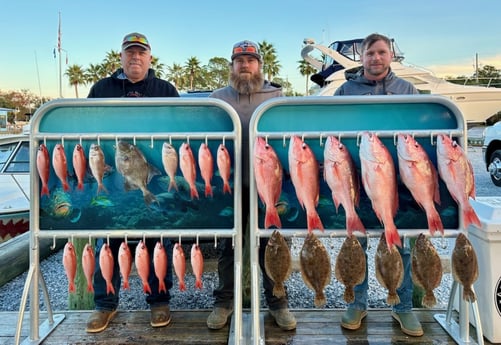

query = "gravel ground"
[0, 145, 494, 313]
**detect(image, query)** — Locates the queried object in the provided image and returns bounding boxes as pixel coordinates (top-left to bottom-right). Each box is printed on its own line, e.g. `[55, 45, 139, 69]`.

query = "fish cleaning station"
[10, 96, 501, 344]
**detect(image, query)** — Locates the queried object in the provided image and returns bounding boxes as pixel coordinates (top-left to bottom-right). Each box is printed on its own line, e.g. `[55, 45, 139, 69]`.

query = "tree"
[259, 40, 281, 81]
[166, 63, 186, 90]
[151, 56, 165, 79]
[206, 57, 230, 90]
[86, 63, 106, 85]
[298, 59, 317, 95]
[184, 57, 203, 91]
[102, 50, 121, 76]
[65, 64, 87, 98]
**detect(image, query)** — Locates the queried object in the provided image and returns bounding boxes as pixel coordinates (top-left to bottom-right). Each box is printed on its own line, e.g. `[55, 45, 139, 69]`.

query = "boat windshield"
[0, 140, 29, 173]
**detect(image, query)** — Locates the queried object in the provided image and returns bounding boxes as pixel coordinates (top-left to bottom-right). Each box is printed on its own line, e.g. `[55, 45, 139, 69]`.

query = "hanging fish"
[82, 242, 95, 293]
[63, 241, 77, 293]
[300, 233, 331, 307]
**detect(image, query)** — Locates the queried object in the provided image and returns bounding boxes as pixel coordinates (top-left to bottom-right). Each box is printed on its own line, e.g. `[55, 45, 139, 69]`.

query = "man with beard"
[207, 40, 296, 331]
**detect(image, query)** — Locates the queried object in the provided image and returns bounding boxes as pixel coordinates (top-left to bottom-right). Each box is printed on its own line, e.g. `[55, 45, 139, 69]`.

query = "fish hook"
[143, 233, 146, 243]
[89, 234, 92, 245]
[196, 233, 200, 246]
[214, 233, 218, 248]
[124, 233, 128, 245]
[430, 132, 436, 146]
[79, 137, 83, 146]
[133, 136, 136, 146]
[393, 132, 399, 146]
[169, 135, 172, 145]
[61, 137, 65, 148]
[106, 233, 110, 246]
[232, 234, 235, 249]
[186, 136, 190, 145]
[150, 136, 155, 149]
[205, 135, 209, 146]
[50, 235, 57, 250]
[160, 233, 164, 244]
[282, 134, 287, 148]
[221, 136, 226, 146]
[301, 133, 305, 142]
[97, 136, 101, 146]
[338, 133, 342, 143]
[356, 132, 363, 147]
[178, 234, 182, 245]
[115, 136, 119, 147]
[319, 133, 324, 147]
[43, 136, 47, 146]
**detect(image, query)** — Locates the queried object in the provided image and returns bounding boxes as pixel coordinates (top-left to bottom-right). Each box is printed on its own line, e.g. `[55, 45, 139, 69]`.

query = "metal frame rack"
[248, 95, 484, 345]
[14, 98, 244, 344]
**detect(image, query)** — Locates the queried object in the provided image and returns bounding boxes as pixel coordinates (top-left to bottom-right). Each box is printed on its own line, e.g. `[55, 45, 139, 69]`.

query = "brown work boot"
[151, 305, 172, 327]
[269, 308, 297, 330]
[85, 309, 117, 333]
[207, 306, 233, 330]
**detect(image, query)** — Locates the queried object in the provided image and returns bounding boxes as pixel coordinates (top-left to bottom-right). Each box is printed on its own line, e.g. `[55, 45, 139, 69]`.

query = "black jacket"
[88, 68, 179, 98]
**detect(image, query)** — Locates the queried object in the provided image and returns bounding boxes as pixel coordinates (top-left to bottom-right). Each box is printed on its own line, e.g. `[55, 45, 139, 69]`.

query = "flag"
[57, 12, 61, 53]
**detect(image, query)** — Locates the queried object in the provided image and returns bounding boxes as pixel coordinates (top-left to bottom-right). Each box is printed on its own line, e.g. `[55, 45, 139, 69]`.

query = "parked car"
[483, 121, 501, 186]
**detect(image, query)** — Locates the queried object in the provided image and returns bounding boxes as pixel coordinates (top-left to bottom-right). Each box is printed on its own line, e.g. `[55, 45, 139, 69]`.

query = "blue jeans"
[93, 237, 173, 311]
[349, 235, 413, 313]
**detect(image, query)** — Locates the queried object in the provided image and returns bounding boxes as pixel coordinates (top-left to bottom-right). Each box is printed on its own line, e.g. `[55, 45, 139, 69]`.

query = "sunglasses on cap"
[122, 34, 149, 46]
[232, 41, 259, 55]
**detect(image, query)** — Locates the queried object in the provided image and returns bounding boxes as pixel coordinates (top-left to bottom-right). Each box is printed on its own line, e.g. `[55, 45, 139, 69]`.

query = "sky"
[1, 0, 501, 99]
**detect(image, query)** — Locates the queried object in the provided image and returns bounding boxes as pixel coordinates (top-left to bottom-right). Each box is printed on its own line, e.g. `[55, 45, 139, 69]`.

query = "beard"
[230, 70, 264, 94]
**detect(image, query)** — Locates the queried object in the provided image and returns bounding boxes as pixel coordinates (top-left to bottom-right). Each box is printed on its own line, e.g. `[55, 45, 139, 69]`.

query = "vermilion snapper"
[217, 143, 232, 195]
[135, 240, 152, 294]
[191, 244, 204, 289]
[359, 132, 401, 249]
[397, 133, 443, 235]
[179, 142, 199, 200]
[173, 243, 187, 291]
[82, 243, 95, 293]
[118, 241, 132, 290]
[436, 134, 481, 229]
[198, 142, 214, 198]
[253, 137, 282, 229]
[99, 243, 115, 295]
[72, 143, 87, 191]
[288, 135, 324, 232]
[153, 241, 168, 294]
[52, 143, 70, 191]
[323, 136, 365, 236]
[63, 241, 77, 293]
[36, 143, 50, 196]
[162, 142, 179, 192]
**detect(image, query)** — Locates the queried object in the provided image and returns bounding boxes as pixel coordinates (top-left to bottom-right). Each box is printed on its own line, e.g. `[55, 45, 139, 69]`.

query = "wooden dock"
[1, 309, 490, 345]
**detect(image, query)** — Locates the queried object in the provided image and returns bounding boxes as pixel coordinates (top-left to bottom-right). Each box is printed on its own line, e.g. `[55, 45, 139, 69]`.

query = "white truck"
[483, 121, 501, 186]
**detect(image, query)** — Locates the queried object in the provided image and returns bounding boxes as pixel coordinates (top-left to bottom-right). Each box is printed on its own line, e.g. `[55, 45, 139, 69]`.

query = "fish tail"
[97, 183, 109, 195]
[346, 214, 366, 236]
[426, 208, 444, 236]
[144, 191, 158, 205]
[463, 288, 477, 302]
[41, 185, 50, 196]
[314, 292, 327, 308]
[106, 282, 115, 295]
[179, 281, 186, 292]
[205, 185, 213, 198]
[386, 292, 400, 305]
[422, 292, 437, 308]
[69, 282, 76, 293]
[87, 283, 94, 293]
[265, 207, 282, 229]
[77, 181, 84, 190]
[307, 210, 324, 232]
[63, 181, 70, 191]
[190, 186, 200, 200]
[223, 182, 232, 195]
[195, 278, 203, 290]
[385, 226, 402, 249]
[123, 280, 130, 290]
[158, 282, 167, 294]
[272, 284, 286, 298]
[143, 282, 152, 294]
[463, 205, 481, 229]
[168, 179, 178, 192]
[344, 288, 355, 304]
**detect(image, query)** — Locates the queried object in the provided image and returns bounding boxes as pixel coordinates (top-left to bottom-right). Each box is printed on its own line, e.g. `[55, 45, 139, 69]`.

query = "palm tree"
[167, 63, 186, 89]
[65, 64, 87, 98]
[298, 59, 317, 95]
[259, 40, 281, 81]
[151, 56, 165, 78]
[184, 57, 202, 91]
[102, 50, 121, 76]
[86, 63, 106, 85]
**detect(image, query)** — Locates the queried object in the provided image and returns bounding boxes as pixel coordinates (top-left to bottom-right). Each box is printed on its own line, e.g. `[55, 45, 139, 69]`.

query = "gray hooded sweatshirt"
[210, 81, 282, 186]
[334, 67, 418, 95]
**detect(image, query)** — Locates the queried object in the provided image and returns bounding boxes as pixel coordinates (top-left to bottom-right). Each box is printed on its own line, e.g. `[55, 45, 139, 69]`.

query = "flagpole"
[58, 11, 62, 98]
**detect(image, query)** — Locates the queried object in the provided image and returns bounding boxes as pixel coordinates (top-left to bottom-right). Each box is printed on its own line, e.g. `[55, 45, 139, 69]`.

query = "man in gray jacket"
[207, 40, 296, 331]
[334, 33, 423, 337]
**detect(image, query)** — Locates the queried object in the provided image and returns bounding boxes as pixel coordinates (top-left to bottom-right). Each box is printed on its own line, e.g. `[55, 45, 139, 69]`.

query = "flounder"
[300, 232, 331, 307]
[452, 232, 479, 302]
[375, 232, 404, 305]
[264, 230, 292, 298]
[335, 235, 366, 303]
[411, 233, 443, 307]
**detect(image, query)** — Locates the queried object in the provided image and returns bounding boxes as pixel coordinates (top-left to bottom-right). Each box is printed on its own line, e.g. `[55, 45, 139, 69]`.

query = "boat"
[0, 132, 30, 244]
[301, 37, 501, 124]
